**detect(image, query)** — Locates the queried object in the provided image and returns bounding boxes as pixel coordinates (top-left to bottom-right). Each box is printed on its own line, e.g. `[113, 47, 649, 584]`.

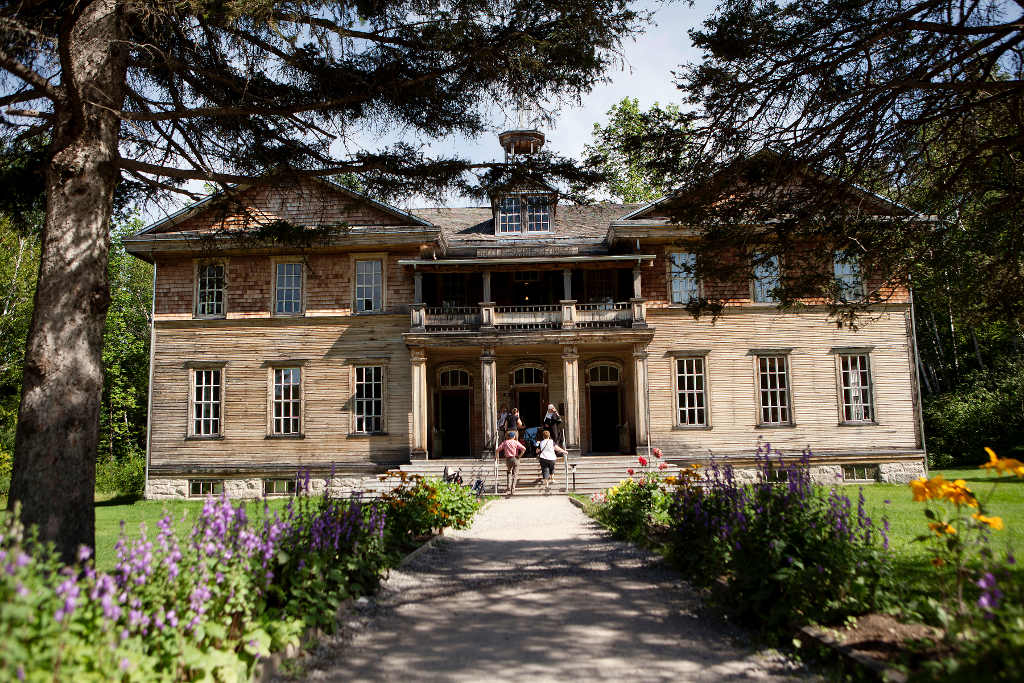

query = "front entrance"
[589, 386, 620, 453]
[515, 390, 543, 430]
[437, 390, 471, 458]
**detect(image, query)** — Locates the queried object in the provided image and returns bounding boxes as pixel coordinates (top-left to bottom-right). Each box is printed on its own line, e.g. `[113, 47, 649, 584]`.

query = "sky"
[145, 0, 718, 222]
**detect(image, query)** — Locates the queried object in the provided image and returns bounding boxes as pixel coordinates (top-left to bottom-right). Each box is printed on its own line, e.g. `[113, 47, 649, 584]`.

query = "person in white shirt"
[537, 429, 568, 493]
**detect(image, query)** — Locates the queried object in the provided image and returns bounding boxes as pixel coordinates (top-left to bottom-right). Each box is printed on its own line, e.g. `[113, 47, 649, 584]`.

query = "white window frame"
[194, 261, 226, 318]
[269, 366, 304, 436]
[672, 354, 710, 428]
[668, 252, 700, 304]
[351, 365, 386, 434]
[834, 251, 865, 301]
[189, 367, 224, 438]
[498, 196, 522, 233]
[189, 480, 224, 497]
[273, 260, 304, 316]
[837, 352, 875, 424]
[751, 254, 780, 304]
[263, 478, 297, 496]
[754, 353, 793, 426]
[526, 196, 550, 233]
[353, 256, 385, 313]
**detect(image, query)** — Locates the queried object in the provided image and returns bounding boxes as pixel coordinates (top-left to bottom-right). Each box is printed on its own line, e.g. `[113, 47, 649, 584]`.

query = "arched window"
[512, 365, 545, 386]
[588, 364, 620, 385]
[438, 368, 471, 388]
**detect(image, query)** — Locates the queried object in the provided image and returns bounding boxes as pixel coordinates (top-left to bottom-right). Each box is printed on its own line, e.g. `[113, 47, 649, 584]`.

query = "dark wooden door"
[589, 386, 620, 453]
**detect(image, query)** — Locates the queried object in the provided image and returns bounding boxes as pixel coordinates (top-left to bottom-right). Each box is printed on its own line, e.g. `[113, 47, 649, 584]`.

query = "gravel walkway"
[299, 497, 815, 682]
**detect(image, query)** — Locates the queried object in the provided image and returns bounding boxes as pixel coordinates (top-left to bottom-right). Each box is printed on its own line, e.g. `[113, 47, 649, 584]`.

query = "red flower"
[638, 456, 648, 466]
[652, 447, 663, 459]
[658, 462, 668, 470]
[627, 468, 635, 476]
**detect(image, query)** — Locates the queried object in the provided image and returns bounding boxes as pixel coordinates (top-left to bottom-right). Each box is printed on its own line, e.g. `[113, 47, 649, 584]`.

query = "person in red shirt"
[496, 430, 527, 496]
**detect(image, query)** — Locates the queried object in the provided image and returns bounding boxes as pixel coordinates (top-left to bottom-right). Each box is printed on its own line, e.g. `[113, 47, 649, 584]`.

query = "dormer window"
[498, 197, 522, 233]
[526, 197, 550, 232]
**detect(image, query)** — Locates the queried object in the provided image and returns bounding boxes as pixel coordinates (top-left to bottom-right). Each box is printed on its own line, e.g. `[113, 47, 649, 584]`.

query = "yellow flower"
[928, 521, 957, 536]
[972, 513, 1004, 530]
[980, 447, 1024, 478]
[940, 479, 977, 508]
[910, 477, 931, 502]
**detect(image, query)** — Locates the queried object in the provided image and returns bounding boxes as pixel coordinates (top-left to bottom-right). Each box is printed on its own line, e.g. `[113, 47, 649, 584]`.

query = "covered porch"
[406, 338, 655, 460]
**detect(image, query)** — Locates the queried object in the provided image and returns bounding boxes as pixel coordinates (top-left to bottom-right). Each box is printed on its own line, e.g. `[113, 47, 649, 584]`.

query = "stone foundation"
[145, 474, 399, 500]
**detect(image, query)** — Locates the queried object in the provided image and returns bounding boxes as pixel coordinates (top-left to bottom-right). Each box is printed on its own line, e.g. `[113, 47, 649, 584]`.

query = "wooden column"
[632, 267, 642, 298]
[632, 343, 650, 455]
[413, 271, 423, 304]
[480, 346, 497, 456]
[563, 269, 572, 300]
[410, 347, 428, 458]
[562, 344, 581, 452]
[482, 271, 492, 303]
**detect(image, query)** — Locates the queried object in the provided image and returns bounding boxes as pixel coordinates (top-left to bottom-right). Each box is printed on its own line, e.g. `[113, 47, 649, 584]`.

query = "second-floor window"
[669, 252, 699, 304]
[272, 368, 302, 435]
[195, 263, 225, 317]
[275, 262, 303, 314]
[752, 254, 780, 303]
[526, 197, 550, 232]
[192, 368, 222, 436]
[355, 259, 383, 312]
[498, 197, 522, 233]
[834, 252, 865, 301]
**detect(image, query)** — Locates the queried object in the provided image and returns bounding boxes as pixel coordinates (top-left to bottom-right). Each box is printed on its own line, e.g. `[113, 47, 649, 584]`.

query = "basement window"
[263, 479, 297, 496]
[842, 464, 879, 482]
[189, 480, 224, 497]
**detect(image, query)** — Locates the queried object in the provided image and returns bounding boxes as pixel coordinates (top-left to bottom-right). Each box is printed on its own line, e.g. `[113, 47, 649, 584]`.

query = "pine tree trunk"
[7, 0, 127, 562]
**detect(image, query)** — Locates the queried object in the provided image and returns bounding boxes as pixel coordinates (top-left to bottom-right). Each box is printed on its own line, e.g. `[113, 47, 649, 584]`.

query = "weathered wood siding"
[149, 315, 412, 471]
[645, 307, 919, 457]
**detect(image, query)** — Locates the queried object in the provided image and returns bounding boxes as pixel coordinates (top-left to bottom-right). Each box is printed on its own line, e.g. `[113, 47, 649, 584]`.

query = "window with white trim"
[192, 369, 222, 436]
[675, 357, 708, 426]
[275, 262, 303, 314]
[189, 480, 223, 497]
[842, 464, 879, 482]
[264, 479, 297, 495]
[834, 252, 865, 301]
[526, 197, 550, 232]
[756, 355, 791, 424]
[513, 366, 545, 386]
[498, 197, 522, 233]
[195, 263, 225, 317]
[669, 252, 699, 304]
[839, 354, 874, 423]
[272, 368, 302, 435]
[355, 259, 383, 312]
[752, 254, 780, 303]
[353, 366, 384, 433]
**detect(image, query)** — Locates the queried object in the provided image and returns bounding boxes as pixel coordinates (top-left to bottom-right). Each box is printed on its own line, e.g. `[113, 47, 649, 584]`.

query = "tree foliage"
[583, 97, 679, 203]
[629, 0, 1024, 323]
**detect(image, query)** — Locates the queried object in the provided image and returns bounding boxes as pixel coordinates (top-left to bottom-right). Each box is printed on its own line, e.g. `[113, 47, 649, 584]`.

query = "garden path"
[300, 497, 815, 682]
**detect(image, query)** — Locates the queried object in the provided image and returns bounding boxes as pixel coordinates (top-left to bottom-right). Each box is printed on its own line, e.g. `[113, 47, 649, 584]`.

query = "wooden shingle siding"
[645, 307, 919, 456]
[149, 316, 412, 470]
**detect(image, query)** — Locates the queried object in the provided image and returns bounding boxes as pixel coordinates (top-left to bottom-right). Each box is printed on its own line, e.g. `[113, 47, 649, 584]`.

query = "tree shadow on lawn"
[94, 493, 144, 507]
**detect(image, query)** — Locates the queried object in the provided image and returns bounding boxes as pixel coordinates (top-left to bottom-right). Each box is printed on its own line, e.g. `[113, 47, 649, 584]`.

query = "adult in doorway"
[496, 430, 526, 496]
[543, 404, 563, 447]
[497, 404, 510, 436]
[500, 406, 524, 437]
[537, 429, 568, 493]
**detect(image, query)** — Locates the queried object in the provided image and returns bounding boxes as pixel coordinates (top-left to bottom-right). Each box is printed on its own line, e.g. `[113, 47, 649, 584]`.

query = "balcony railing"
[410, 299, 644, 333]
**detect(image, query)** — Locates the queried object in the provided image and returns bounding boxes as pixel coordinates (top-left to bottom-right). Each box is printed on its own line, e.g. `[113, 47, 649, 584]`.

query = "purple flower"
[77, 546, 92, 562]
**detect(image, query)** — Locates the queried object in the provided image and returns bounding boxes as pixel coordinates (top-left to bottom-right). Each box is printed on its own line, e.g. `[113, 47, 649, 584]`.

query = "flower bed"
[0, 474, 480, 680]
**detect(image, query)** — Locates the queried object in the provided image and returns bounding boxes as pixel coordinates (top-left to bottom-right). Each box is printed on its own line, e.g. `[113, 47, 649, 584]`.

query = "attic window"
[498, 197, 522, 233]
[526, 197, 550, 232]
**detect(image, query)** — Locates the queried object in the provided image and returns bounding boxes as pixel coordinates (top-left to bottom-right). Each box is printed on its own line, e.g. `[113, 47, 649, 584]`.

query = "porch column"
[410, 347, 428, 458]
[480, 346, 497, 457]
[482, 271, 492, 303]
[563, 269, 572, 300]
[561, 344, 581, 453]
[632, 343, 650, 455]
[413, 271, 423, 303]
[632, 267, 642, 298]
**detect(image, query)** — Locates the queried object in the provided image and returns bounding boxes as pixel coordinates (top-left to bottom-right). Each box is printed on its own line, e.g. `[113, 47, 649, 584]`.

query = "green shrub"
[594, 475, 669, 542]
[95, 451, 146, 497]
[380, 475, 481, 548]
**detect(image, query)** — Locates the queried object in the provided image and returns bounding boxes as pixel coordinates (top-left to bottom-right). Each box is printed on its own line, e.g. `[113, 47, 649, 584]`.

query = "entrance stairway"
[394, 457, 683, 496]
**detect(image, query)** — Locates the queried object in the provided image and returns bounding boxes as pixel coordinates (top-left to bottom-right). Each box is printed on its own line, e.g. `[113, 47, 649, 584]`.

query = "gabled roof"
[412, 203, 641, 245]
[134, 175, 432, 237]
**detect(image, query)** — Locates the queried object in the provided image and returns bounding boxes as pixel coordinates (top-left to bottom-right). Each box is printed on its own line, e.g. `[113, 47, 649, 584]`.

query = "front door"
[515, 390, 543, 431]
[589, 386, 620, 453]
[438, 390, 471, 458]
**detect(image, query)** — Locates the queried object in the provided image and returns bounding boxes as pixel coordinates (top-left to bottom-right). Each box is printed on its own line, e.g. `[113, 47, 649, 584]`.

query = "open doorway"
[589, 386, 620, 453]
[515, 390, 543, 431]
[437, 390, 471, 458]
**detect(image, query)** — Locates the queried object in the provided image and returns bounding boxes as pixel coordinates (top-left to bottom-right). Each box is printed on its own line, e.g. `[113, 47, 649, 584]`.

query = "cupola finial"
[499, 98, 545, 159]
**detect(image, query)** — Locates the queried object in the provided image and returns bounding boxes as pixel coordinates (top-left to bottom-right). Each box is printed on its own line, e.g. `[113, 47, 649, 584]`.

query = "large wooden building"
[126, 129, 927, 498]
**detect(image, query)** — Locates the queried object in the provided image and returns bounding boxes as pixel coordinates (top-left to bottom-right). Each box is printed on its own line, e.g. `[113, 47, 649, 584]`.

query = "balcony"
[410, 300, 643, 333]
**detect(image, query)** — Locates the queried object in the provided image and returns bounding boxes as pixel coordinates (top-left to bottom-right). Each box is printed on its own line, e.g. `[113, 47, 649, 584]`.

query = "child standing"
[537, 429, 568, 493]
[496, 430, 526, 496]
